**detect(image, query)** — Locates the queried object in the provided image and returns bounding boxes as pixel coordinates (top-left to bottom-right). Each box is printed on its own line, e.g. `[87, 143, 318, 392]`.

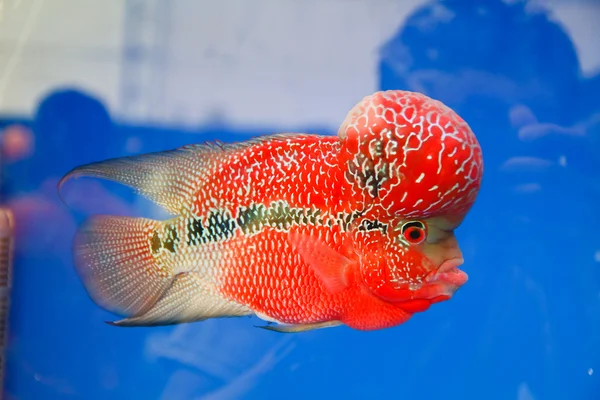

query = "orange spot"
[1, 124, 34, 162]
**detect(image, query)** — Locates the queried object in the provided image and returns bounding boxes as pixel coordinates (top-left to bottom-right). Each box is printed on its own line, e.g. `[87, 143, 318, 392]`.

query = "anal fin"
[109, 272, 252, 327]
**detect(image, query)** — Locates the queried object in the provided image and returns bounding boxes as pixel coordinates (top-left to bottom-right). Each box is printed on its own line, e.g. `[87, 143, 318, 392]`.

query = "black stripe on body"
[151, 224, 180, 254]
[181, 201, 387, 247]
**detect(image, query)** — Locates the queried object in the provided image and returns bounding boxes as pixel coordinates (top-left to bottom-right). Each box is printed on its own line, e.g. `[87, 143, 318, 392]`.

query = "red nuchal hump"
[338, 90, 483, 218]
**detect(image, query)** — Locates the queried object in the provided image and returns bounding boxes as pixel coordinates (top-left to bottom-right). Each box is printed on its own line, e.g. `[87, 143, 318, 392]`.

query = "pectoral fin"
[287, 231, 353, 294]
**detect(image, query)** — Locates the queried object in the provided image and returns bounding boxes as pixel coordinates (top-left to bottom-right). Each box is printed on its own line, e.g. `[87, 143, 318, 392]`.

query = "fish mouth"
[394, 258, 468, 313]
[427, 258, 468, 287]
[400, 258, 469, 313]
[420, 257, 468, 300]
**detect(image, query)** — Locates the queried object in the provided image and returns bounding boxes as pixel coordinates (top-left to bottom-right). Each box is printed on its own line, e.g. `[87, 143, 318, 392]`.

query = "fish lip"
[426, 257, 468, 287]
[438, 257, 465, 273]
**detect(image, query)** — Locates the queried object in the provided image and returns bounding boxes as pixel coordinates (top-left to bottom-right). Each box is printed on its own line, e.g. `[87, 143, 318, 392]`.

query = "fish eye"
[401, 221, 426, 244]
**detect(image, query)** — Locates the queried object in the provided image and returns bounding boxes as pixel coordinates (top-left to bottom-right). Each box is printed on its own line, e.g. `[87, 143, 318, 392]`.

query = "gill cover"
[357, 227, 431, 303]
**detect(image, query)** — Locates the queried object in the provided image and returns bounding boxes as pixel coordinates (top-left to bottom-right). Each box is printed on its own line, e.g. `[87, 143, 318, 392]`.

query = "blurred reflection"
[0, 208, 14, 397]
[1, 124, 34, 164]
[4, 88, 133, 398]
[379, 0, 599, 398]
[6, 88, 131, 261]
[146, 321, 295, 400]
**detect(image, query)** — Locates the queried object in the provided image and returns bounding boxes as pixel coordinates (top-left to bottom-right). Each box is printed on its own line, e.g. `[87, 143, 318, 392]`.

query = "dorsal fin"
[58, 133, 310, 215]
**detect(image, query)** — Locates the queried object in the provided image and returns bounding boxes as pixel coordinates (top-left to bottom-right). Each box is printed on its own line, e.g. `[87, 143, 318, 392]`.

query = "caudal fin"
[73, 215, 175, 318]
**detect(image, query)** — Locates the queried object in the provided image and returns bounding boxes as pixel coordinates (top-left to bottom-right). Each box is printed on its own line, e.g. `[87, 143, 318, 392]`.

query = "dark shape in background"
[32, 88, 116, 178]
[379, 0, 599, 175]
[374, 1, 600, 400]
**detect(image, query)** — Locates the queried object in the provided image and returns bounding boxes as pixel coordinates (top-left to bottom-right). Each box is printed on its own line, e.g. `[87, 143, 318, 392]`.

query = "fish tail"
[73, 215, 177, 318]
[75, 215, 253, 327]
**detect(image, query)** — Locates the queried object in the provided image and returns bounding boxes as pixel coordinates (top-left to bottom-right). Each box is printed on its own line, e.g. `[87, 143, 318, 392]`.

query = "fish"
[59, 90, 483, 332]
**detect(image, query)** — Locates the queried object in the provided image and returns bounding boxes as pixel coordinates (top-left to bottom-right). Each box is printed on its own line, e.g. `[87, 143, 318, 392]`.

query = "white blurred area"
[0, 0, 598, 131]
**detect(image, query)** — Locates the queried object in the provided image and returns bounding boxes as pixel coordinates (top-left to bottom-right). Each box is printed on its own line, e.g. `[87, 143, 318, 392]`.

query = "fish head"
[357, 214, 469, 313]
[339, 90, 482, 313]
[338, 90, 483, 218]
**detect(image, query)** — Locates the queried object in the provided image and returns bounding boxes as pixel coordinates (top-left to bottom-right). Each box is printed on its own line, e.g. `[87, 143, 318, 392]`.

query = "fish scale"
[166, 210, 381, 326]
[220, 227, 347, 324]
[188, 135, 343, 218]
[60, 90, 483, 332]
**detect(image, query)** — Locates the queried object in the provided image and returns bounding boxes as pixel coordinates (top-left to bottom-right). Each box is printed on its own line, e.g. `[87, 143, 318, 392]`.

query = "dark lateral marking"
[345, 152, 390, 198]
[187, 210, 236, 246]
[236, 204, 267, 235]
[206, 211, 236, 242]
[151, 226, 179, 254]
[235, 203, 323, 235]
[336, 210, 363, 230]
[357, 219, 388, 234]
[150, 231, 162, 253]
[267, 202, 288, 227]
[187, 203, 332, 246]
[163, 225, 179, 253]
[187, 218, 205, 245]
[185, 203, 372, 248]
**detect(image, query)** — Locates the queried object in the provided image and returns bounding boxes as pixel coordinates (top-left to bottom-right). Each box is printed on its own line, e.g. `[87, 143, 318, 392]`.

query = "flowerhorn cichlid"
[59, 90, 483, 333]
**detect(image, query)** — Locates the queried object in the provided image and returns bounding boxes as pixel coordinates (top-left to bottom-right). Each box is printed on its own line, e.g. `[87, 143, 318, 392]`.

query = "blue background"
[1, 0, 599, 399]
